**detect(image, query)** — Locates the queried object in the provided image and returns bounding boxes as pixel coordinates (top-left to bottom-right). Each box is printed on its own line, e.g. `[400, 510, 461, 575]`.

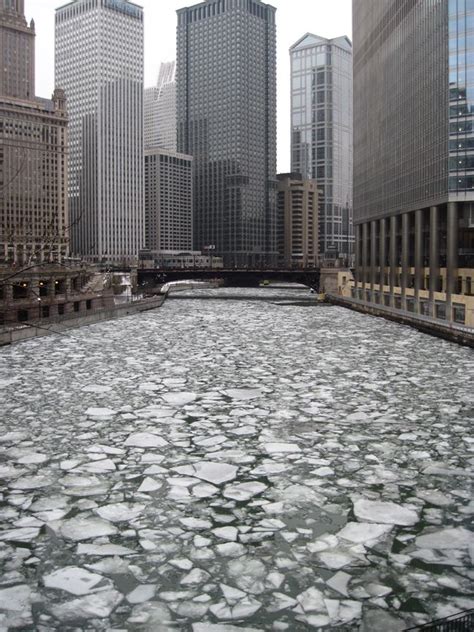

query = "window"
[435, 302, 447, 320]
[17, 309, 29, 322]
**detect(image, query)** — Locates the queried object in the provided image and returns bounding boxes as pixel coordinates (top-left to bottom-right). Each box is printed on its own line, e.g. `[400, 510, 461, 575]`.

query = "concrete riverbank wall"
[0, 295, 166, 347]
[328, 294, 474, 348]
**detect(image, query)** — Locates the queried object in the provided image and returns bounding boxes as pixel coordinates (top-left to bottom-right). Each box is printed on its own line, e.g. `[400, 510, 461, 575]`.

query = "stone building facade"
[145, 147, 193, 253]
[0, 0, 35, 99]
[0, 0, 69, 267]
[277, 173, 319, 268]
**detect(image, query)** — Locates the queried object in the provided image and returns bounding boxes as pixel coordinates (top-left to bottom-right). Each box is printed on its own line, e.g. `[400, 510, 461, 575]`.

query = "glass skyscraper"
[352, 0, 474, 328]
[55, 0, 144, 264]
[144, 61, 177, 152]
[176, 0, 277, 267]
[290, 34, 353, 262]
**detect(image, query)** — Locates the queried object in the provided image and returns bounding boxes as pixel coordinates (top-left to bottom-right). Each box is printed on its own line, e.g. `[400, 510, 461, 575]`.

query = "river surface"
[0, 287, 473, 631]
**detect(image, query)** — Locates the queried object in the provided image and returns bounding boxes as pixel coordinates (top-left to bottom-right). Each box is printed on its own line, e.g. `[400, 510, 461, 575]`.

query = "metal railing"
[405, 609, 474, 631]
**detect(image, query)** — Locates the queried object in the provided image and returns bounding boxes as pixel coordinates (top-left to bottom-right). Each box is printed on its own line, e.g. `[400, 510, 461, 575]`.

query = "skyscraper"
[290, 33, 353, 263]
[177, 0, 277, 267]
[352, 0, 474, 328]
[0, 1, 68, 266]
[0, 0, 35, 99]
[144, 61, 177, 152]
[55, 0, 144, 264]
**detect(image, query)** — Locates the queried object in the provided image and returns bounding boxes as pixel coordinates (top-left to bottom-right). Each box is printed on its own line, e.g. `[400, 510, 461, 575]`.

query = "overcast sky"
[28, 0, 352, 172]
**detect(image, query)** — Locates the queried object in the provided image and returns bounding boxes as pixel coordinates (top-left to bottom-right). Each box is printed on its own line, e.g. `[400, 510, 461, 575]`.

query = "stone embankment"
[328, 294, 474, 348]
[0, 295, 165, 347]
[0, 280, 221, 346]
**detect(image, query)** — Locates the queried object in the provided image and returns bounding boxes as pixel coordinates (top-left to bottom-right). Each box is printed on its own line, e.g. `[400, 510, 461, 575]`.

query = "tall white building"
[144, 61, 176, 151]
[55, 0, 144, 264]
[145, 148, 193, 252]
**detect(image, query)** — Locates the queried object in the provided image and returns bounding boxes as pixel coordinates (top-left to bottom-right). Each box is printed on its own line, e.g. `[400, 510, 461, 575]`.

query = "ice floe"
[43, 566, 112, 595]
[353, 499, 419, 526]
[173, 461, 238, 485]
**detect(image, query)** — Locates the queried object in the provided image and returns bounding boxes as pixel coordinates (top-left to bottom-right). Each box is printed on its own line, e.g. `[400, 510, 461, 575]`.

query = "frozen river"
[0, 287, 473, 631]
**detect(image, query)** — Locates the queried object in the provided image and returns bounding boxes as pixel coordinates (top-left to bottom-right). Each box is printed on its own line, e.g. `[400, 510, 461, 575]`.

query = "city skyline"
[27, 0, 352, 173]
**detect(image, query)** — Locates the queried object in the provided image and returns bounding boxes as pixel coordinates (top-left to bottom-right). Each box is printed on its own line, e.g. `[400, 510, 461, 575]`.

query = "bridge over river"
[138, 266, 321, 291]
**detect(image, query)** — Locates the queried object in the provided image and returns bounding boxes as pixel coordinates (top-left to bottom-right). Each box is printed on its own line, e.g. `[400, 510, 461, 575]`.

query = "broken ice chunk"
[263, 443, 301, 454]
[82, 385, 112, 393]
[353, 499, 419, 526]
[49, 589, 122, 621]
[124, 433, 168, 448]
[0, 527, 40, 542]
[126, 584, 156, 604]
[137, 477, 162, 493]
[296, 586, 326, 612]
[60, 517, 118, 541]
[337, 522, 393, 545]
[224, 388, 263, 400]
[415, 527, 473, 550]
[85, 407, 116, 417]
[212, 527, 238, 541]
[223, 482, 267, 502]
[0, 584, 33, 628]
[162, 392, 196, 406]
[180, 568, 211, 585]
[179, 517, 213, 530]
[173, 461, 238, 485]
[95, 503, 145, 523]
[326, 571, 351, 596]
[43, 566, 111, 595]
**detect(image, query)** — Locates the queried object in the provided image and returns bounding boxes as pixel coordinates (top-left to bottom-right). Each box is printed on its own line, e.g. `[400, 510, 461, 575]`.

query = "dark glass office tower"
[352, 0, 474, 328]
[177, 0, 277, 267]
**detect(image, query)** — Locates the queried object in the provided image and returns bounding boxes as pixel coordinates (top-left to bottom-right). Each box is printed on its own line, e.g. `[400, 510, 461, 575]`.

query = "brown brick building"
[0, 0, 69, 267]
[277, 173, 319, 268]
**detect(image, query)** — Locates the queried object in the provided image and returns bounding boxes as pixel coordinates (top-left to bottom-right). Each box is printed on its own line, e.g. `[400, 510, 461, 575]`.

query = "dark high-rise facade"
[352, 0, 474, 328]
[177, 0, 277, 267]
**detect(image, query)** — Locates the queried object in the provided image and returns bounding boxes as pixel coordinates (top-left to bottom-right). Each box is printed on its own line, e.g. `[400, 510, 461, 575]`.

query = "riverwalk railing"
[405, 609, 474, 631]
